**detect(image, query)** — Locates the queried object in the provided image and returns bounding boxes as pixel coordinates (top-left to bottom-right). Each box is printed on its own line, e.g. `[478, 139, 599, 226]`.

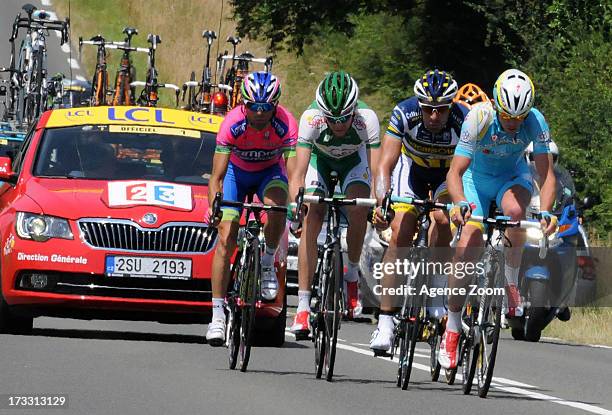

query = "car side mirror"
[0, 156, 17, 185]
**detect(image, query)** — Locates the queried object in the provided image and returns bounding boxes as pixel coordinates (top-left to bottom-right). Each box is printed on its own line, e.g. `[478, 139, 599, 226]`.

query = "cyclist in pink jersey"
[206, 71, 298, 346]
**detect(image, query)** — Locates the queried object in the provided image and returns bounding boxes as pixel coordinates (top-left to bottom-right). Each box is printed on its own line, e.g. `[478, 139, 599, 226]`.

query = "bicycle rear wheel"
[238, 240, 260, 372]
[323, 243, 342, 382]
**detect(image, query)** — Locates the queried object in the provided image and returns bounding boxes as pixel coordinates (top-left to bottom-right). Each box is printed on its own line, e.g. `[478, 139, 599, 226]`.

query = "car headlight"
[16, 212, 73, 242]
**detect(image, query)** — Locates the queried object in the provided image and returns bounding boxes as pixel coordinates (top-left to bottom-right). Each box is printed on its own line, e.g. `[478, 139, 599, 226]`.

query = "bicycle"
[377, 195, 452, 390]
[209, 192, 287, 372]
[10, 3, 69, 124]
[181, 30, 233, 115]
[79, 34, 111, 106]
[216, 36, 273, 110]
[294, 172, 377, 381]
[111, 27, 142, 106]
[452, 204, 545, 398]
[132, 34, 180, 107]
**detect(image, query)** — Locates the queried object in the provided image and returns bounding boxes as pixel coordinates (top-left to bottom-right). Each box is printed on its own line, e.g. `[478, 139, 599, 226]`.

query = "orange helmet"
[453, 83, 490, 109]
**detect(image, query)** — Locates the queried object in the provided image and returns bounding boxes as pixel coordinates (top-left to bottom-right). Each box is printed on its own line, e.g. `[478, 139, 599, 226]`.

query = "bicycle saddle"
[202, 30, 217, 40]
[226, 36, 241, 46]
[123, 27, 138, 37]
[22, 4, 37, 15]
[147, 34, 161, 46]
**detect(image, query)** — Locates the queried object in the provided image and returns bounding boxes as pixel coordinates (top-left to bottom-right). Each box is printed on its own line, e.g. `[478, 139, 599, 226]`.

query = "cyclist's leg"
[291, 158, 328, 334]
[340, 153, 371, 316]
[439, 170, 489, 368]
[370, 155, 419, 351]
[257, 164, 289, 300]
[497, 163, 533, 316]
[207, 162, 243, 345]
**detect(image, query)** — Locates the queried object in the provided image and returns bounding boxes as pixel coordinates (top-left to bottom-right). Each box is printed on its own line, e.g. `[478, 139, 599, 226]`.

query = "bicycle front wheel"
[323, 243, 342, 381]
[476, 284, 502, 398]
[238, 240, 260, 372]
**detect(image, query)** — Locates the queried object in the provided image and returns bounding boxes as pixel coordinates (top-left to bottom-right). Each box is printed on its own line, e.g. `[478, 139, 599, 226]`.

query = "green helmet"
[315, 71, 359, 117]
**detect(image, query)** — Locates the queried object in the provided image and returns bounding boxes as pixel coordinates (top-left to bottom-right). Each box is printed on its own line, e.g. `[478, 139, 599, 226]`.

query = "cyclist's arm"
[533, 153, 556, 213]
[446, 155, 471, 204]
[208, 151, 230, 207]
[363, 108, 381, 196]
[374, 133, 401, 201]
[289, 144, 311, 204]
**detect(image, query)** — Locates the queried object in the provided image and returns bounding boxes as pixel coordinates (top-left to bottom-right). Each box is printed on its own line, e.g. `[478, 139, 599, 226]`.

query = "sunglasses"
[419, 103, 452, 114]
[499, 112, 528, 121]
[245, 102, 275, 112]
[325, 113, 353, 124]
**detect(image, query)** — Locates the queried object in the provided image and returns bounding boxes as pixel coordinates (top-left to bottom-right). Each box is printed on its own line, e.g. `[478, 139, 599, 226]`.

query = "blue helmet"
[414, 69, 458, 104]
[241, 71, 282, 104]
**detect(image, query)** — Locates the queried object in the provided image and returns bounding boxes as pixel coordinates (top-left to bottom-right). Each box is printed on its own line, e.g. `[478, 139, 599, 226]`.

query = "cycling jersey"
[298, 100, 379, 194]
[455, 102, 552, 217]
[215, 104, 298, 172]
[386, 97, 467, 169]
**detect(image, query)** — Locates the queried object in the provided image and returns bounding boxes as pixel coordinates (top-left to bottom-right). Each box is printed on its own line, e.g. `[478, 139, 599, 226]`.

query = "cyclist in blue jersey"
[370, 69, 467, 353]
[439, 69, 558, 369]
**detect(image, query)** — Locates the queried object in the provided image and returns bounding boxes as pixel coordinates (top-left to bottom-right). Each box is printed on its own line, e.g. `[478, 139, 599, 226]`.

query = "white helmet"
[525, 141, 559, 166]
[493, 69, 535, 117]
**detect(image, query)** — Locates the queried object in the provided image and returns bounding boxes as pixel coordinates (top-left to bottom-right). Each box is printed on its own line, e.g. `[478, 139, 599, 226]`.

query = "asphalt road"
[0, 306, 610, 415]
[0, 1, 611, 415]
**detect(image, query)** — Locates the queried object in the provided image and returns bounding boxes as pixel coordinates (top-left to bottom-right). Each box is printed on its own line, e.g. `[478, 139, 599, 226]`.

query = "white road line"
[46, 11, 58, 20]
[541, 337, 612, 350]
[61, 43, 70, 53]
[285, 330, 611, 415]
[67, 58, 80, 70]
[41, 0, 52, 6]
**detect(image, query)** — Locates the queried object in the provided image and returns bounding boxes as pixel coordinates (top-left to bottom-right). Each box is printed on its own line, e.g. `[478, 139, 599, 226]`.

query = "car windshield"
[33, 125, 216, 184]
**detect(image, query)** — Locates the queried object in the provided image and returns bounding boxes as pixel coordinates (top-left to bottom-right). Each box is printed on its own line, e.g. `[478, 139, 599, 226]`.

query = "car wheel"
[0, 291, 33, 335]
[253, 297, 287, 347]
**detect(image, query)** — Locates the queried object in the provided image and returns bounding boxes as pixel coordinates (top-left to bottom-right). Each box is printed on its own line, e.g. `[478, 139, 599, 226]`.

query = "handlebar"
[209, 192, 287, 226]
[181, 80, 233, 91]
[219, 54, 270, 65]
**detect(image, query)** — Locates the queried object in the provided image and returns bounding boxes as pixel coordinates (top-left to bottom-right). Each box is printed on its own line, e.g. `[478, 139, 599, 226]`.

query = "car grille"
[78, 219, 217, 253]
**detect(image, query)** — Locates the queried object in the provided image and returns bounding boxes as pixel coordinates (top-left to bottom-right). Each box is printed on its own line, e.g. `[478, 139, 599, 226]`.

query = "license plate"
[105, 256, 192, 280]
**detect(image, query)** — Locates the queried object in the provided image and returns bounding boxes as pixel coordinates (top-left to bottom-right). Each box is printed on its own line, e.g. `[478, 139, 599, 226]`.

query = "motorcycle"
[510, 196, 594, 342]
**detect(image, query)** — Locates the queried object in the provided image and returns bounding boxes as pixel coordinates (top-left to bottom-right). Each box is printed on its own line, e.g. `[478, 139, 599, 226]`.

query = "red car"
[0, 106, 287, 345]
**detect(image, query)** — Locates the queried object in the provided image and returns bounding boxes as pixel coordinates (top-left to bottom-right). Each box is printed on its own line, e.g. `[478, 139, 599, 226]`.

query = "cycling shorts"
[221, 162, 288, 222]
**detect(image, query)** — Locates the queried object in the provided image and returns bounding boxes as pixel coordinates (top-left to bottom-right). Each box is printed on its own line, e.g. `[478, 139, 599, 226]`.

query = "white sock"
[297, 290, 311, 312]
[504, 264, 520, 287]
[378, 314, 394, 331]
[212, 297, 225, 321]
[446, 311, 462, 333]
[344, 260, 360, 282]
[262, 245, 276, 267]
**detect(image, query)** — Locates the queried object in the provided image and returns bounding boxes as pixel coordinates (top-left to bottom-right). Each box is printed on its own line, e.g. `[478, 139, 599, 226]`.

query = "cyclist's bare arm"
[446, 155, 471, 224]
[533, 153, 556, 213]
[367, 145, 380, 198]
[374, 133, 402, 201]
[533, 152, 557, 234]
[289, 145, 311, 204]
[208, 151, 231, 217]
